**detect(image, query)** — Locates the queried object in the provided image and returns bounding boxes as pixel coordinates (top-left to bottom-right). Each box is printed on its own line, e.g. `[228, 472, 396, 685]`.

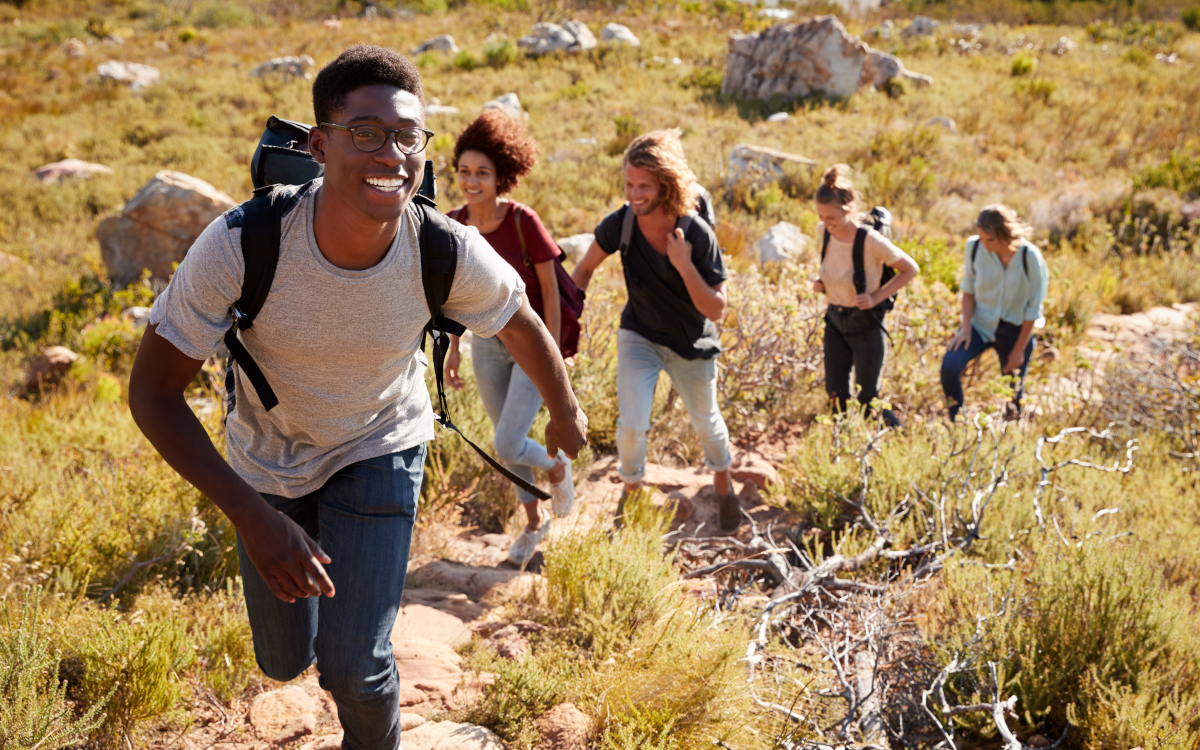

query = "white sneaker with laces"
[507, 508, 551, 566]
[549, 450, 575, 518]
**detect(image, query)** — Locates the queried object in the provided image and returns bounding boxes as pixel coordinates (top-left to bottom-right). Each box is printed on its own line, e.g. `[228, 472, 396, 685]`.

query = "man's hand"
[545, 405, 588, 460]
[666, 228, 692, 273]
[240, 506, 336, 602]
[947, 327, 971, 352]
[812, 278, 826, 295]
[1003, 347, 1025, 375]
[854, 291, 875, 310]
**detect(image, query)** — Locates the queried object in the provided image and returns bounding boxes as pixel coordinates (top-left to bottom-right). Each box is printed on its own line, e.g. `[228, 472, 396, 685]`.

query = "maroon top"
[449, 202, 562, 325]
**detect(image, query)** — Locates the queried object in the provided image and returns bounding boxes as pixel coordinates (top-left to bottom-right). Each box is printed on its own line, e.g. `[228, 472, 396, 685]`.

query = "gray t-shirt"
[149, 181, 524, 498]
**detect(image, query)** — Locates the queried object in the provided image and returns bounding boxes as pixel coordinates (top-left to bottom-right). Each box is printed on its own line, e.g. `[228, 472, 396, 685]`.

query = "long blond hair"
[975, 204, 1031, 244]
[623, 128, 697, 218]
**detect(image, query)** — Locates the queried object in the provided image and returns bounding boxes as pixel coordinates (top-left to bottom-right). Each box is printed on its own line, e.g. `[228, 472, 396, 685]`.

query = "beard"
[630, 194, 663, 216]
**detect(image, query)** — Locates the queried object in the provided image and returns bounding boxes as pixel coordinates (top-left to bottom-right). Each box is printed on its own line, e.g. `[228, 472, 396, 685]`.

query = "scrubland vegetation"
[1, 0, 1199, 747]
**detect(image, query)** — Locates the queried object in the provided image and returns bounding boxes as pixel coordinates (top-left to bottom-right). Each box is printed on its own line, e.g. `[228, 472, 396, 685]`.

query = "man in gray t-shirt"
[129, 46, 586, 750]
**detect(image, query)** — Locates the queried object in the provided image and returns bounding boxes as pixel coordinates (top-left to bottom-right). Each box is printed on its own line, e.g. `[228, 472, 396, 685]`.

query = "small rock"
[249, 686, 319, 741]
[323, 17, 342, 30]
[556, 234, 594, 264]
[902, 15, 940, 38]
[927, 116, 957, 133]
[1182, 200, 1200, 225]
[298, 734, 342, 750]
[24, 346, 78, 392]
[538, 702, 592, 750]
[400, 721, 506, 750]
[401, 713, 427, 731]
[272, 713, 316, 746]
[103, 35, 124, 46]
[518, 22, 590, 55]
[1038, 345, 1061, 363]
[97, 60, 161, 91]
[33, 159, 114, 185]
[493, 632, 529, 660]
[730, 450, 778, 489]
[120, 306, 152, 329]
[601, 22, 640, 46]
[510, 619, 548, 633]
[413, 35, 459, 55]
[154, 40, 170, 52]
[62, 38, 87, 57]
[250, 55, 315, 80]
[726, 144, 816, 188]
[426, 104, 460, 116]
[1049, 36, 1078, 55]
[481, 92, 521, 117]
[1026, 735, 1052, 748]
[754, 222, 809, 264]
[760, 8, 793, 19]
[766, 111, 790, 123]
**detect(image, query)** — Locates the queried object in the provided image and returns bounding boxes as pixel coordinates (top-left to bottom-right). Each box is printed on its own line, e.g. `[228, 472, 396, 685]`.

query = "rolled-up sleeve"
[148, 215, 243, 360]
[960, 236, 977, 296]
[1023, 246, 1049, 322]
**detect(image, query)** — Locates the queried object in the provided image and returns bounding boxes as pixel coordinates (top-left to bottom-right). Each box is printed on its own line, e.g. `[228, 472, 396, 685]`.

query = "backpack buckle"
[231, 303, 251, 329]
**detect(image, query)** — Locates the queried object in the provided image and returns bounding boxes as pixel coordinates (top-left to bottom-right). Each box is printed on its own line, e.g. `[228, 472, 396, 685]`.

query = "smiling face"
[456, 150, 498, 206]
[624, 164, 664, 217]
[977, 228, 1010, 255]
[816, 200, 854, 233]
[308, 83, 426, 224]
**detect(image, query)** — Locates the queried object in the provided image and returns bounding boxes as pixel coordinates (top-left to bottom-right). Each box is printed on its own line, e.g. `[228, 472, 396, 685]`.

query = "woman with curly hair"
[444, 108, 574, 565]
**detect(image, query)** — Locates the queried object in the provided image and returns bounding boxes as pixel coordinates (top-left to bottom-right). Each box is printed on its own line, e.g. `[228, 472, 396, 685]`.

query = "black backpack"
[224, 115, 549, 500]
[820, 206, 899, 313]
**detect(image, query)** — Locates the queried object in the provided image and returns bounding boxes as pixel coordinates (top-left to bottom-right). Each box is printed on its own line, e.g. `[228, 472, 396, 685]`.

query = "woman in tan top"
[812, 164, 919, 425]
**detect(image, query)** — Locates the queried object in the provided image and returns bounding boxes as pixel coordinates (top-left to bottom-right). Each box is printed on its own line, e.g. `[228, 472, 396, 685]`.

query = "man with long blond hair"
[572, 129, 740, 533]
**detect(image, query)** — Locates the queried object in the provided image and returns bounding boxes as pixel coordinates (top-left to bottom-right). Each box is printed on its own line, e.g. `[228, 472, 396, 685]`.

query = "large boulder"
[248, 686, 319, 741]
[518, 21, 595, 55]
[401, 722, 506, 750]
[538, 703, 592, 750]
[33, 159, 114, 184]
[556, 234, 594, 265]
[481, 93, 522, 117]
[753, 222, 809, 264]
[726, 143, 815, 188]
[96, 171, 236, 286]
[722, 16, 932, 102]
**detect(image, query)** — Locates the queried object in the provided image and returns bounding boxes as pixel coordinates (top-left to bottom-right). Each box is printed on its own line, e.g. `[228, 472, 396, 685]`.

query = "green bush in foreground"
[1185, 7, 1200, 31]
[0, 590, 109, 750]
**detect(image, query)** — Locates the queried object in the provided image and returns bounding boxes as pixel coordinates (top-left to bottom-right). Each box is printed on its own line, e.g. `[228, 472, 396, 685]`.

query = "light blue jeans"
[237, 445, 425, 750]
[616, 328, 733, 485]
[471, 334, 556, 505]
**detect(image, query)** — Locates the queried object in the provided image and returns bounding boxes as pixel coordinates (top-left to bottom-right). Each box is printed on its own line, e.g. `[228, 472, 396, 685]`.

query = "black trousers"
[824, 305, 888, 413]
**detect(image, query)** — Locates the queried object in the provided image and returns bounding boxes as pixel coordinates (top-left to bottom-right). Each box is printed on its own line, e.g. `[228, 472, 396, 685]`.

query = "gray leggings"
[824, 306, 888, 413]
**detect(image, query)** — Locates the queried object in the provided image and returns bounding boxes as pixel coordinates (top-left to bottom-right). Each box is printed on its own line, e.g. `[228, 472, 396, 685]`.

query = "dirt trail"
[157, 449, 783, 750]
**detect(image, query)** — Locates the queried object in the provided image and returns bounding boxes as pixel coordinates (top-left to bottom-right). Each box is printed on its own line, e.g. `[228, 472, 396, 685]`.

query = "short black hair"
[312, 45, 424, 125]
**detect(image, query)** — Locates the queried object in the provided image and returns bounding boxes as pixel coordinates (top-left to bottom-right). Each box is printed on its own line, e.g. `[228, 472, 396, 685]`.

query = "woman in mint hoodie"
[941, 205, 1049, 421]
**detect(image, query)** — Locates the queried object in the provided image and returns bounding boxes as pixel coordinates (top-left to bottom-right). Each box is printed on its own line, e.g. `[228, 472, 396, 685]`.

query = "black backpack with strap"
[224, 116, 550, 500]
[820, 206, 899, 313]
[618, 203, 698, 256]
[970, 237, 1029, 278]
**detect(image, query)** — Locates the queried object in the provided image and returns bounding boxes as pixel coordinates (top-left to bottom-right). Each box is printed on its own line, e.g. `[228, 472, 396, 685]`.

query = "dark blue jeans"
[940, 322, 1035, 421]
[236, 445, 425, 750]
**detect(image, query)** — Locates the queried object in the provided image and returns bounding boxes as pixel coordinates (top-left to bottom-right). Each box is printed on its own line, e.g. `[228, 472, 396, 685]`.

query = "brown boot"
[718, 492, 742, 534]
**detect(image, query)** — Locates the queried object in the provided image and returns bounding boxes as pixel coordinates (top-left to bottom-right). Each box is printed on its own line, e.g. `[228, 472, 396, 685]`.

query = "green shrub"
[453, 49, 478, 71]
[678, 66, 723, 94]
[0, 589, 109, 750]
[1011, 51, 1037, 76]
[902, 237, 960, 292]
[1, 274, 155, 354]
[1134, 151, 1200, 199]
[63, 606, 194, 749]
[1123, 46, 1150, 65]
[177, 26, 199, 43]
[1185, 7, 1200, 31]
[191, 0, 256, 29]
[484, 37, 517, 69]
[1014, 78, 1057, 105]
[605, 115, 643, 157]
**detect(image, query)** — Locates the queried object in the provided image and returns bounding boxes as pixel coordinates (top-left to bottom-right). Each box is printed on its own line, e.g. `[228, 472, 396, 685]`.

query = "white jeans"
[616, 329, 733, 485]
[472, 335, 556, 505]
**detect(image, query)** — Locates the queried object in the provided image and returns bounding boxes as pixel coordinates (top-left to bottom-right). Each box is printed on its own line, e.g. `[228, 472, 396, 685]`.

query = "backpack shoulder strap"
[224, 184, 293, 411]
[510, 201, 532, 268]
[619, 203, 635, 257]
[1022, 244, 1029, 278]
[971, 238, 979, 268]
[412, 194, 463, 335]
[676, 213, 695, 239]
[821, 228, 830, 263]
[852, 226, 869, 295]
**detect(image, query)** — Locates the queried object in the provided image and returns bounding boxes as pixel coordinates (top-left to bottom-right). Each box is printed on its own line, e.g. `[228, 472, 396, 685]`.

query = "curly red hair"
[452, 109, 539, 195]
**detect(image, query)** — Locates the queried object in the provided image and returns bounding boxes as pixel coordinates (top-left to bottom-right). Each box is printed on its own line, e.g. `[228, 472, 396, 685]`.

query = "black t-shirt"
[594, 205, 728, 360]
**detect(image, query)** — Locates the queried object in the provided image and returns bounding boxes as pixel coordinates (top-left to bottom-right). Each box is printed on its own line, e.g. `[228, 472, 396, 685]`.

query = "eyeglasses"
[320, 122, 434, 154]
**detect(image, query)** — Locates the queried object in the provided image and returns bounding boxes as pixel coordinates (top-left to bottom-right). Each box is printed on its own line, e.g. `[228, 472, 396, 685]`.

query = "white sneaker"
[549, 450, 575, 518]
[507, 508, 551, 566]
